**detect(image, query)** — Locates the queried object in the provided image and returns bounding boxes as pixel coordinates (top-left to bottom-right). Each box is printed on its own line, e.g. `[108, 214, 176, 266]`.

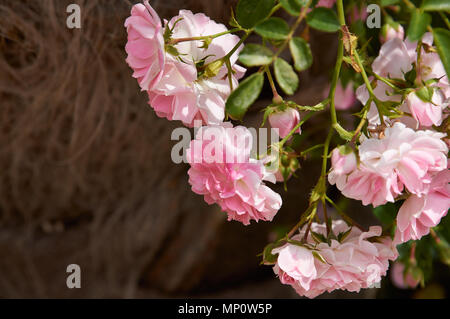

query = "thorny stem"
[353, 49, 385, 125]
[350, 101, 370, 145]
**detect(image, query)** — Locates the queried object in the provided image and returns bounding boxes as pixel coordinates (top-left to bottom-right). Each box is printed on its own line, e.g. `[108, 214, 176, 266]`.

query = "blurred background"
[0, 0, 448, 298]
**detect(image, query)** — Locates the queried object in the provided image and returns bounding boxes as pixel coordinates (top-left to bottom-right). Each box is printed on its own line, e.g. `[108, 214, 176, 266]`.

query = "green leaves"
[274, 58, 299, 95]
[255, 17, 290, 40]
[407, 9, 432, 41]
[380, 0, 400, 5]
[421, 0, 450, 11]
[289, 37, 313, 71]
[236, 0, 276, 29]
[433, 28, 450, 79]
[373, 202, 398, 227]
[306, 7, 340, 33]
[239, 44, 274, 66]
[226, 73, 264, 120]
[280, 0, 308, 16]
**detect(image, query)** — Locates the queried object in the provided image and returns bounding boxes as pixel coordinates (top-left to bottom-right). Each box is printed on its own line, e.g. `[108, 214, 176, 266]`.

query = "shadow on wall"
[0, 0, 369, 298]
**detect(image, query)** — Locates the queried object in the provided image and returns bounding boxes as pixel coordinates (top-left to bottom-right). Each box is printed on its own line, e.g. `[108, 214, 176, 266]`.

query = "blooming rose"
[125, 3, 246, 127]
[391, 261, 420, 289]
[357, 33, 448, 128]
[124, 1, 165, 91]
[394, 169, 450, 244]
[186, 123, 282, 225]
[406, 90, 448, 128]
[268, 108, 301, 138]
[359, 123, 448, 196]
[272, 221, 397, 298]
[329, 123, 448, 206]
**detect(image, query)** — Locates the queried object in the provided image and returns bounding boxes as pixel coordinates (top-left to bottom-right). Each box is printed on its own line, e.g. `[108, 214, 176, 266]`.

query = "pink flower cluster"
[329, 122, 449, 244]
[186, 124, 282, 225]
[272, 221, 397, 298]
[356, 33, 449, 129]
[125, 1, 245, 127]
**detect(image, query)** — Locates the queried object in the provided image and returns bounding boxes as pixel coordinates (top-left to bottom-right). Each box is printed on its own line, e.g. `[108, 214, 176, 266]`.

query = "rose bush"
[125, 0, 450, 298]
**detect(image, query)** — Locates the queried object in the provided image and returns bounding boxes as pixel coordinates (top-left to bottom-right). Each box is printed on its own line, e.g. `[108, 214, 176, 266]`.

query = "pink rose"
[273, 221, 397, 298]
[394, 169, 450, 244]
[124, 1, 165, 91]
[330, 146, 357, 175]
[391, 261, 420, 289]
[372, 38, 414, 80]
[359, 123, 448, 196]
[186, 123, 282, 225]
[268, 108, 301, 138]
[330, 123, 448, 206]
[125, 4, 246, 127]
[406, 90, 448, 128]
[333, 168, 403, 207]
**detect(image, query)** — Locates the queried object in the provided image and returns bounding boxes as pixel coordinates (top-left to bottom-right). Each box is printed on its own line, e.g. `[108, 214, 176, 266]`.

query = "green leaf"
[262, 242, 280, 265]
[306, 7, 340, 33]
[289, 37, 313, 71]
[236, 0, 276, 29]
[312, 251, 327, 264]
[381, 0, 400, 5]
[255, 17, 290, 40]
[433, 28, 450, 79]
[274, 58, 299, 95]
[239, 44, 274, 67]
[280, 0, 308, 16]
[226, 73, 264, 120]
[421, 0, 450, 11]
[310, 231, 327, 244]
[415, 86, 435, 103]
[406, 9, 432, 42]
[373, 202, 398, 227]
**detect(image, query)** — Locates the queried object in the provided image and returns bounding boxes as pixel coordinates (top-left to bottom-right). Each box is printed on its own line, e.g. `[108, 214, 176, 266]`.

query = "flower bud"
[268, 108, 301, 139]
[391, 261, 420, 289]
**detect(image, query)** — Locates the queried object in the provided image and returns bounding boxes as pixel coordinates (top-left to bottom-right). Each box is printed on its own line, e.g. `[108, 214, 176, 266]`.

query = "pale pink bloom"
[148, 9, 245, 127]
[186, 123, 282, 225]
[406, 90, 448, 127]
[394, 169, 450, 244]
[380, 24, 405, 43]
[391, 261, 420, 289]
[358, 123, 448, 197]
[124, 1, 165, 91]
[268, 108, 301, 138]
[332, 167, 403, 207]
[334, 82, 356, 110]
[329, 123, 448, 206]
[330, 147, 357, 175]
[317, 0, 336, 8]
[372, 38, 414, 79]
[273, 221, 397, 298]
